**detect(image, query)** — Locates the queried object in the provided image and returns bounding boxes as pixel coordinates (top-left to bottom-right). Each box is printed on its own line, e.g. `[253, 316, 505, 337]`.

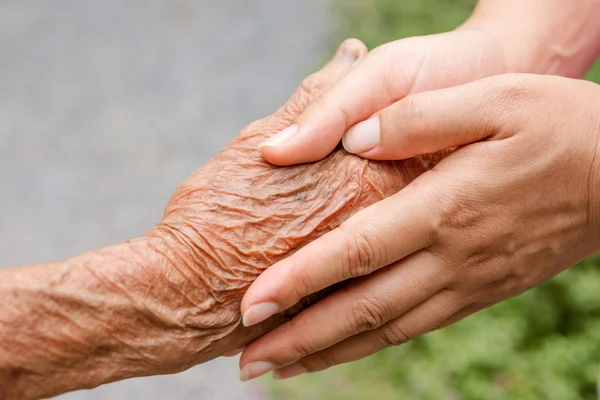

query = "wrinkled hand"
[3, 40, 457, 400]
[142, 40, 446, 366]
[239, 74, 600, 380]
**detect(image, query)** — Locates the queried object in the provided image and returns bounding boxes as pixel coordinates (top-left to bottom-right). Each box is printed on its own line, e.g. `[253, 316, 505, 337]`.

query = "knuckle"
[349, 295, 388, 332]
[281, 75, 328, 118]
[341, 229, 381, 278]
[491, 74, 536, 107]
[419, 177, 478, 237]
[299, 72, 329, 97]
[369, 43, 389, 58]
[407, 179, 442, 243]
[399, 94, 427, 142]
[370, 41, 401, 60]
[381, 69, 399, 104]
[337, 105, 352, 131]
[314, 352, 340, 371]
[293, 271, 314, 301]
[291, 339, 319, 360]
[378, 322, 411, 348]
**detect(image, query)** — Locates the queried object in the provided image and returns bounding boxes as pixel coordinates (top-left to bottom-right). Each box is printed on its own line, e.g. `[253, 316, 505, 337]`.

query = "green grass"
[268, 1, 600, 399]
[332, 0, 477, 48]
[586, 58, 600, 83]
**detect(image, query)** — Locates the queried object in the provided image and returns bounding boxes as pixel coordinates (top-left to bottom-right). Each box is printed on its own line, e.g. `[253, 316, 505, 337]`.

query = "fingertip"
[240, 265, 285, 322]
[242, 301, 280, 327]
[333, 38, 368, 65]
[259, 143, 296, 166]
[259, 39, 368, 167]
[239, 343, 260, 371]
[342, 117, 381, 156]
[260, 125, 340, 166]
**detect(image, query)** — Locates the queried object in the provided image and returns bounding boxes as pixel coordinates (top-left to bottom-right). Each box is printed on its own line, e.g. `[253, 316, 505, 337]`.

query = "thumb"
[260, 41, 420, 166]
[341, 75, 524, 160]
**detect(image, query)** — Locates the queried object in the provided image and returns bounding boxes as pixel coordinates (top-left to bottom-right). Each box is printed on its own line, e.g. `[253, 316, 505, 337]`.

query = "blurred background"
[0, 0, 331, 399]
[1, 0, 599, 399]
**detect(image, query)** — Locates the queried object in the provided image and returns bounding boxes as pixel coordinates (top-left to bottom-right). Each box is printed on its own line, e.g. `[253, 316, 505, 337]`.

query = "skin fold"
[239, 0, 600, 382]
[0, 40, 448, 400]
[259, 0, 600, 166]
[240, 76, 600, 380]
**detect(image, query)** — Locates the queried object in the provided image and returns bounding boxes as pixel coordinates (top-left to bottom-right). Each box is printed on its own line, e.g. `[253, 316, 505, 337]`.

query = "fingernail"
[342, 117, 381, 154]
[239, 361, 276, 382]
[260, 125, 298, 148]
[242, 302, 279, 327]
[272, 363, 308, 380]
[335, 40, 361, 64]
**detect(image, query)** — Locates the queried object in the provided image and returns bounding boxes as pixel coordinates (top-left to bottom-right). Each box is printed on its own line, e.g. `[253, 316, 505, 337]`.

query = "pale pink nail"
[242, 302, 279, 327]
[260, 125, 299, 148]
[342, 117, 381, 154]
[334, 40, 361, 64]
[239, 361, 276, 382]
[273, 363, 308, 380]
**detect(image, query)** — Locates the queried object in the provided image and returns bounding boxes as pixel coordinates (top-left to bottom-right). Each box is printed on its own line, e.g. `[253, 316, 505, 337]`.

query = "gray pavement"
[0, 1, 333, 398]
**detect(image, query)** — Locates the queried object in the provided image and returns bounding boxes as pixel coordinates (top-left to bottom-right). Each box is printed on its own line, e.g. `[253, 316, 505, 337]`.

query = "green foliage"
[585, 58, 600, 83]
[269, 0, 600, 398]
[331, 0, 477, 49]
[270, 261, 600, 400]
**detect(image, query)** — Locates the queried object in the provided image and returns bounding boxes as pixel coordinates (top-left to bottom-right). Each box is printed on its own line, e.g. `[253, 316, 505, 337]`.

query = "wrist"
[460, 2, 600, 78]
[0, 238, 237, 399]
[143, 225, 295, 357]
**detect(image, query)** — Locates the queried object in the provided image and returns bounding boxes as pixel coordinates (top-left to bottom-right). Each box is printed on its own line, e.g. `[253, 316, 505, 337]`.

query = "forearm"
[463, 0, 600, 77]
[0, 237, 278, 400]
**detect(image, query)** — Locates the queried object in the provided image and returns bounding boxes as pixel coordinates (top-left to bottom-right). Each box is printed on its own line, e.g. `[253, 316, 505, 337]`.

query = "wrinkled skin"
[238, 74, 600, 381]
[0, 41, 447, 400]
[148, 47, 447, 360]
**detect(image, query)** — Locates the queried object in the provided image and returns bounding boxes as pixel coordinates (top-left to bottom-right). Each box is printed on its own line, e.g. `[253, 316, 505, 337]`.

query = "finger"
[239, 251, 450, 380]
[260, 40, 417, 166]
[222, 348, 243, 357]
[433, 301, 490, 331]
[237, 39, 367, 143]
[240, 182, 436, 327]
[271, 289, 462, 379]
[341, 74, 531, 160]
[273, 38, 368, 129]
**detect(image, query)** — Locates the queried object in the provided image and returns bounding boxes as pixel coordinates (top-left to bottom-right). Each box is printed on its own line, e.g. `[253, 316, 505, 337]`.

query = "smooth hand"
[258, 0, 600, 167]
[258, 13, 556, 167]
[239, 74, 600, 380]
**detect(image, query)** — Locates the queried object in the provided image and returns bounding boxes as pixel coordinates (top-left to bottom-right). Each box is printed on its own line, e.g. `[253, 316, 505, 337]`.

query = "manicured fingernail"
[342, 117, 380, 154]
[239, 361, 276, 382]
[242, 302, 279, 327]
[273, 363, 308, 380]
[260, 125, 298, 148]
[335, 40, 361, 64]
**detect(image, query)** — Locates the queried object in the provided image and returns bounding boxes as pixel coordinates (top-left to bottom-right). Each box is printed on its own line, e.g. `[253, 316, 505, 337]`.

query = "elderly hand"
[239, 74, 600, 380]
[1, 39, 452, 399]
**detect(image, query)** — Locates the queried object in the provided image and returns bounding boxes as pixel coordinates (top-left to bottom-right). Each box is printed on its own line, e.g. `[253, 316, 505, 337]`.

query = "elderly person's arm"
[0, 40, 442, 400]
[0, 239, 268, 399]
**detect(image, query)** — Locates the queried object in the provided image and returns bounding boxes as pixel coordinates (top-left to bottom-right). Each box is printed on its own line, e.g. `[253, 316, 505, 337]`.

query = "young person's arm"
[465, 0, 600, 77]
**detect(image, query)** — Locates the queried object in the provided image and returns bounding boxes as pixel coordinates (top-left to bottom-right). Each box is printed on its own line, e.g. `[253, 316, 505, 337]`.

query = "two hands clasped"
[3, 1, 600, 397]
[236, 33, 600, 380]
